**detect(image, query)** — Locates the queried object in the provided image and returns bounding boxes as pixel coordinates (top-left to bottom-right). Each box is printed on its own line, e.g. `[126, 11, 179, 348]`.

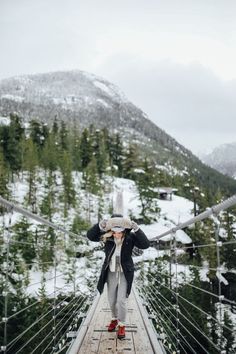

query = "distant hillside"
[0, 70, 188, 157]
[1, 70, 236, 197]
[201, 142, 236, 179]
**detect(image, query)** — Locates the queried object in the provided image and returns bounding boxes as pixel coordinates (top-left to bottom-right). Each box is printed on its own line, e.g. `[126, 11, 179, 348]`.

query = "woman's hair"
[101, 231, 113, 242]
[101, 230, 125, 243]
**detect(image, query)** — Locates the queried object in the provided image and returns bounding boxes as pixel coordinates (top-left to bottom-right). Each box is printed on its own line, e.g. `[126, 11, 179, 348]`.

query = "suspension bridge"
[0, 194, 236, 353]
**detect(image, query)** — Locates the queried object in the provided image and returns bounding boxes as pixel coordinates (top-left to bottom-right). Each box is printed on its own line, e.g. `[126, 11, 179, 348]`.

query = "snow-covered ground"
[112, 177, 193, 243]
[1, 172, 233, 299]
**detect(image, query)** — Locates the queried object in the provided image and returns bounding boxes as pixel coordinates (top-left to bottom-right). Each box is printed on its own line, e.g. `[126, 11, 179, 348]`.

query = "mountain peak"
[202, 141, 236, 178]
[0, 70, 204, 164]
[0, 70, 129, 106]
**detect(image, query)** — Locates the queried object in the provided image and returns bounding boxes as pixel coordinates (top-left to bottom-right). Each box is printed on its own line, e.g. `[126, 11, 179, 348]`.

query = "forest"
[0, 113, 236, 353]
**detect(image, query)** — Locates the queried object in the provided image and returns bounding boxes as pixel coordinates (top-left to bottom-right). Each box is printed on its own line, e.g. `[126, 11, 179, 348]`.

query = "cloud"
[96, 57, 236, 154]
[1, 0, 236, 154]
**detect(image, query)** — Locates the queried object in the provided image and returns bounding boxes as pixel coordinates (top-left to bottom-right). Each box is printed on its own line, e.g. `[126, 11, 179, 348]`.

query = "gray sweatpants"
[107, 270, 128, 323]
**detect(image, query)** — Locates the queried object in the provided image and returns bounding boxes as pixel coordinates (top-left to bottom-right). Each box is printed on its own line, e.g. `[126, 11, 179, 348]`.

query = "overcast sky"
[1, 0, 236, 155]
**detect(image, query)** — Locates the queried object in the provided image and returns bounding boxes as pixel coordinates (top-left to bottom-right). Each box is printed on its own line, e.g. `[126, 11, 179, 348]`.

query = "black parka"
[87, 224, 150, 297]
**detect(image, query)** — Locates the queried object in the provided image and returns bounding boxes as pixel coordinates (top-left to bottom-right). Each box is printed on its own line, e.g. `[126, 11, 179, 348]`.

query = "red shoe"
[108, 319, 118, 332]
[117, 325, 126, 339]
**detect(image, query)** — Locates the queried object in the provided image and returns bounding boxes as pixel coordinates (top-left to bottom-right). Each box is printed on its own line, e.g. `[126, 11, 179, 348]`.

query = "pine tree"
[4, 114, 24, 176]
[80, 128, 92, 169]
[222, 311, 235, 353]
[22, 138, 38, 210]
[59, 120, 69, 151]
[42, 131, 60, 171]
[36, 225, 55, 272]
[72, 214, 91, 235]
[41, 133, 59, 172]
[13, 217, 36, 265]
[92, 130, 109, 177]
[220, 209, 236, 270]
[40, 172, 56, 220]
[52, 117, 59, 135]
[69, 123, 81, 171]
[136, 158, 160, 223]
[41, 123, 49, 146]
[0, 148, 9, 202]
[122, 143, 140, 180]
[110, 133, 124, 177]
[29, 119, 43, 148]
[59, 151, 76, 216]
[83, 156, 101, 196]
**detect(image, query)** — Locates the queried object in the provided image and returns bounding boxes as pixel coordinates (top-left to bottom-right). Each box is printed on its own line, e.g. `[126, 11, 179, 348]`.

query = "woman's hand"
[99, 219, 107, 230]
[131, 221, 139, 232]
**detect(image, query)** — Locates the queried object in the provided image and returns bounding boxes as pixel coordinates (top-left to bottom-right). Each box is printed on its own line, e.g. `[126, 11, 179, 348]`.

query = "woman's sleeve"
[87, 224, 102, 242]
[132, 229, 150, 249]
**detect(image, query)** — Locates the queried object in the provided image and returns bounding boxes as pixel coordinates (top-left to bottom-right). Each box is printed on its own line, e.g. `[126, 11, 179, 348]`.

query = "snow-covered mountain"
[1, 70, 236, 195]
[201, 142, 236, 179]
[0, 70, 191, 159]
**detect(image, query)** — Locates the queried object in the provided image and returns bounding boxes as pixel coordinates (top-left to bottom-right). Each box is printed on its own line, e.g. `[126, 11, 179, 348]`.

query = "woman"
[87, 214, 150, 339]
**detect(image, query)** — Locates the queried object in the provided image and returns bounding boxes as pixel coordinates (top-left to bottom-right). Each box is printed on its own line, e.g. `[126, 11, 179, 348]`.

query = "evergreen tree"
[3, 114, 24, 175]
[59, 120, 69, 151]
[136, 158, 160, 223]
[40, 172, 56, 220]
[22, 138, 38, 210]
[83, 156, 101, 195]
[41, 123, 49, 146]
[80, 128, 93, 169]
[0, 148, 9, 202]
[52, 117, 59, 135]
[41, 133, 58, 171]
[72, 214, 91, 235]
[156, 168, 172, 187]
[110, 133, 124, 177]
[122, 143, 140, 180]
[69, 123, 81, 171]
[12, 217, 36, 265]
[36, 225, 55, 271]
[29, 119, 43, 148]
[59, 151, 76, 216]
[222, 311, 235, 353]
[92, 130, 109, 177]
[220, 209, 236, 270]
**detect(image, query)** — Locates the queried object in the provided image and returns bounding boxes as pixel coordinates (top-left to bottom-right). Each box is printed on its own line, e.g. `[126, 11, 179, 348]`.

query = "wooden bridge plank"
[73, 285, 164, 354]
[77, 295, 108, 353]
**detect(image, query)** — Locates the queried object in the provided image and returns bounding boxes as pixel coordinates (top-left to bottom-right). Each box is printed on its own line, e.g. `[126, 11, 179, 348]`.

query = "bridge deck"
[67, 286, 165, 354]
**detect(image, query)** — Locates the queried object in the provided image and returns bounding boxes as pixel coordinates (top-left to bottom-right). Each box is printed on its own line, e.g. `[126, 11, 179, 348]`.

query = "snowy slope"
[1, 172, 196, 297]
[112, 177, 193, 242]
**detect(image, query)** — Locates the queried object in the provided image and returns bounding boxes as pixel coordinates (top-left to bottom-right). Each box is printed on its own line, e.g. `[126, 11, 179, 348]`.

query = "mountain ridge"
[1, 69, 236, 196]
[0, 70, 197, 159]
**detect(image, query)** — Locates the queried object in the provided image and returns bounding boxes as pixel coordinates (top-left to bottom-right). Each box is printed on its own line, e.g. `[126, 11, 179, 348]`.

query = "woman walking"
[87, 214, 150, 339]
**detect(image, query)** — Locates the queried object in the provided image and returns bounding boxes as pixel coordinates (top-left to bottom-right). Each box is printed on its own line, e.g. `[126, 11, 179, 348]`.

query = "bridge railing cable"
[0, 196, 83, 240]
[137, 270, 218, 353]
[134, 194, 236, 353]
[0, 195, 99, 354]
[149, 194, 236, 242]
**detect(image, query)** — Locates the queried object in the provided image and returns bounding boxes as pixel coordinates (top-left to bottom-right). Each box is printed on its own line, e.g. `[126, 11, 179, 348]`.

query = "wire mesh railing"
[133, 194, 236, 354]
[0, 196, 99, 354]
[1, 194, 236, 353]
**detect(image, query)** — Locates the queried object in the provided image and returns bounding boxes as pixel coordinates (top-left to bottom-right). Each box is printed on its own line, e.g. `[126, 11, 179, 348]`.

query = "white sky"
[1, 0, 236, 155]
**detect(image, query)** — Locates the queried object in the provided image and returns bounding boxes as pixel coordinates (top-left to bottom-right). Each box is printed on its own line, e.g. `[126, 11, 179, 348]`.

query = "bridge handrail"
[66, 293, 100, 354]
[0, 195, 81, 239]
[150, 194, 236, 241]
